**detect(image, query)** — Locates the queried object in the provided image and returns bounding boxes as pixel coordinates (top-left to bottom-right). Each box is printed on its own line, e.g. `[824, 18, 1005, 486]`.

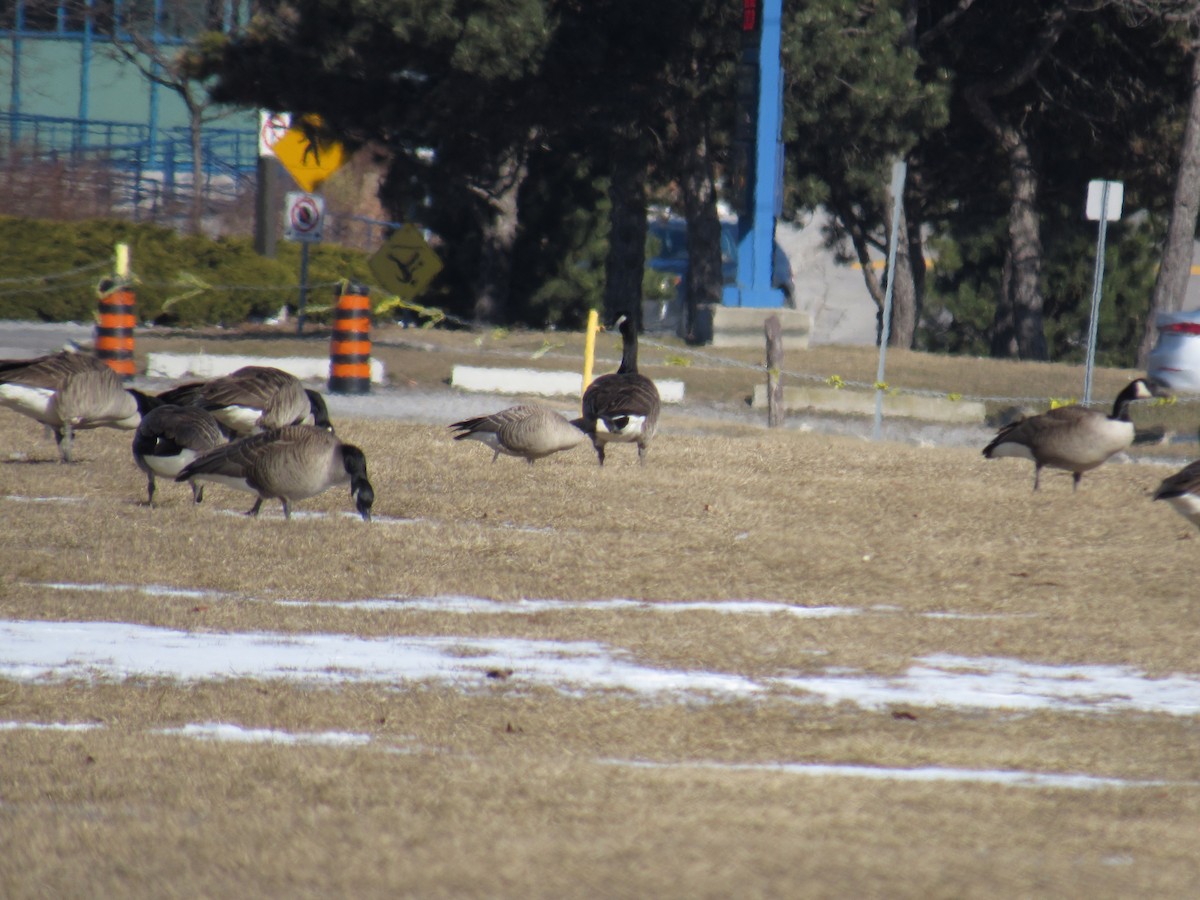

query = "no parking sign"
[284, 191, 325, 243]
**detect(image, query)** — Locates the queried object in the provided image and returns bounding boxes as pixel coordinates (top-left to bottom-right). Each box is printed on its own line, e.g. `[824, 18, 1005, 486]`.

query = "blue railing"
[0, 111, 257, 175]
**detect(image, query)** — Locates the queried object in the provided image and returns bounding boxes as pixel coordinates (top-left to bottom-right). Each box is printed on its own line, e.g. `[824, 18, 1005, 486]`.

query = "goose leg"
[245, 497, 264, 517]
[281, 499, 292, 520]
[146, 473, 156, 506]
[190, 481, 205, 504]
[1033, 465, 1042, 491]
[637, 442, 648, 464]
[595, 443, 606, 466]
[1072, 472, 1082, 492]
[55, 425, 74, 463]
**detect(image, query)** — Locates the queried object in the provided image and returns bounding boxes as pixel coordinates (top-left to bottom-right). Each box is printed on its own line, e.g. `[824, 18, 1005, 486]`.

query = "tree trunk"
[888, 205, 918, 348]
[471, 151, 526, 324]
[966, 92, 1049, 360]
[1138, 42, 1200, 366]
[604, 154, 648, 328]
[991, 249, 1018, 357]
[678, 112, 723, 342]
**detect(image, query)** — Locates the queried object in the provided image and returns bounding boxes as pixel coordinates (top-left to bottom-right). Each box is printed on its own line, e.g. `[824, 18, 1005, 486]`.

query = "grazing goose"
[132, 405, 228, 505]
[574, 313, 661, 465]
[176, 424, 374, 521]
[1152, 459, 1200, 529]
[450, 404, 587, 464]
[982, 378, 1156, 490]
[186, 366, 333, 436]
[0, 351, 160, 462]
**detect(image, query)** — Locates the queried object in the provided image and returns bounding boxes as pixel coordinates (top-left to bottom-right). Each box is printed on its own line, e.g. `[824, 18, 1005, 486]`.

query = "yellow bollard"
[96, 243, 136, 377]
[581, 308, 599, 391]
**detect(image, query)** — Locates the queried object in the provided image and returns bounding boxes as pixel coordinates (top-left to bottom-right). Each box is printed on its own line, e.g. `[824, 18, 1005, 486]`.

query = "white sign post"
[873, 160, 907, 441]
[284, 191, 325, 333]
[1083, 180, 1123, 405]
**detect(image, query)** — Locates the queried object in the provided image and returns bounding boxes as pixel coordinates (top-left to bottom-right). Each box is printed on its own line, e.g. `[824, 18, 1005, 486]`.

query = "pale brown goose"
[185, 366, 333, 436]
[176, 424, 374, 521]
[573, 314, 661, 465]
[132, 404, 227, 505]
[982, 379, 1156, 490]
[1152, 459, 1200, 529]
[0, 351, 160, 462]
[450, 404, 587, 464]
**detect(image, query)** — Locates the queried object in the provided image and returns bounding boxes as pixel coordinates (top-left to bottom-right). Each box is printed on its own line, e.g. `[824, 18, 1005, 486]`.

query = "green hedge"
[0, 217, 374, 326]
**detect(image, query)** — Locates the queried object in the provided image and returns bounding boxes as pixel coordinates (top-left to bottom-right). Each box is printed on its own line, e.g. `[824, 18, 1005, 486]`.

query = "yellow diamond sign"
[273, 121, 346, 192]
[369, 225, 443, 302]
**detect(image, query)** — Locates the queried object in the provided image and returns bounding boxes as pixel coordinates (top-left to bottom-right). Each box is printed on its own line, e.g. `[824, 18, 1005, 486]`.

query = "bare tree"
[87, 0, 241, 235]
[1120, 0, 1200, 365]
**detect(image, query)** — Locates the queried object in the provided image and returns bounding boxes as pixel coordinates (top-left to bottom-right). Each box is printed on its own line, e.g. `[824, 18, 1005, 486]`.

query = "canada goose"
[132, 404, 227, 505]
[176, 424, 374, 521]
[1152, 459, 1200, 529]
[574, 313, 661, 465]
[982, 378, 1156, 490]
[184, 366, 333, 436]
[450, 404, 587, 464]
[0, 351, 160, 462]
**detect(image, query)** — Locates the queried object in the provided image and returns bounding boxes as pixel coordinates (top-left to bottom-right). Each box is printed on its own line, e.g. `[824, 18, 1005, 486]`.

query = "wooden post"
[765, 314, 783, 427]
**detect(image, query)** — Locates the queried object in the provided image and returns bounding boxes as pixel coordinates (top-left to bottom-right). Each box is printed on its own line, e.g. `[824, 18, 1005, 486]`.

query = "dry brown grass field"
[2, 326, 1199, 898]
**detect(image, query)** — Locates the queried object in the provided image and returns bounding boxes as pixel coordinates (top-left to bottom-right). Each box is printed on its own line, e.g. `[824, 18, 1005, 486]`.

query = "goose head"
[306, 389, 334, 432]
[1110, 378, 1158, 419]
[342, 444, 373, 521]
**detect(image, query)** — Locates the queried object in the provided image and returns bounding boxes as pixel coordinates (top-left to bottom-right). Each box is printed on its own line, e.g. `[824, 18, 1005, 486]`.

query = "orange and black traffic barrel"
[329, 282, 372, 394]
[95, 278, 136, 377]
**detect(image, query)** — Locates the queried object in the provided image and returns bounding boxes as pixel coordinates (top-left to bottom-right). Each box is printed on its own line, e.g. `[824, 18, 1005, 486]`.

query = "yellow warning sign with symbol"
[368, 224, 443, 302]
[273, 118, 346, 192]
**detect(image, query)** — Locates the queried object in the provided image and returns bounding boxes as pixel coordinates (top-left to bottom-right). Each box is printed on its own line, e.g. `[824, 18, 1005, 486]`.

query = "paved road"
[0, 321, 94, 359]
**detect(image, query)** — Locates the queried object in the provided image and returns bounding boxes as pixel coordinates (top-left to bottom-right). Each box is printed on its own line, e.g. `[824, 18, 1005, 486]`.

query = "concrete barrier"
[708, 306, 811, 349]
[752, 383, 985, 424]
[451, 365, 685, 403]
[146, 352, 386, 384]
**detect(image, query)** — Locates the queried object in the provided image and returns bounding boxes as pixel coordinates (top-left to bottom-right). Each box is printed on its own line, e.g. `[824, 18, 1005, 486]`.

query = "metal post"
[296, 242, 310, 335]
[873, 161, 907, 441]
[1083, 181, 1111, 407]
[254, 155, 280, 257]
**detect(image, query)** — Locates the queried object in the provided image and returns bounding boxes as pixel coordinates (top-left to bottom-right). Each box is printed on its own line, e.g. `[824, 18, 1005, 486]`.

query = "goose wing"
[1154, 459, 1200, 500]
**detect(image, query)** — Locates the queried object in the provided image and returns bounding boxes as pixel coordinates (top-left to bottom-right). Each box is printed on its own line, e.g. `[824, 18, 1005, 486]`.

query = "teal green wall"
[3, 36, 254, 131]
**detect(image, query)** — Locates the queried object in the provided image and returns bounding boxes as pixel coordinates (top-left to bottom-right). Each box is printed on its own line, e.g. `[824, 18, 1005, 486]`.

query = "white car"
[1148, 310, 1200, 393]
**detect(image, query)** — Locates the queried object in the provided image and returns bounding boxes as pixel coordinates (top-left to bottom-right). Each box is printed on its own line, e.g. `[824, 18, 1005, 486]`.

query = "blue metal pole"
[78, 0, 94, 155]
[147, 0, 163, 169]
[10, 1, 24, 142]
[724, 0, 785, 308]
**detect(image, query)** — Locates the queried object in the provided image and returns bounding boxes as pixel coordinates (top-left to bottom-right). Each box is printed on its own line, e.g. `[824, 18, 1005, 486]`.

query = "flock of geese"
[0, 314, 661, 521]
[2, 312, 1200, 530]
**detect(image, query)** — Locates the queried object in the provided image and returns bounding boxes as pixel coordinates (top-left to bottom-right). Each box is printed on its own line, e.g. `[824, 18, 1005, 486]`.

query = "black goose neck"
[1109, 381, 1145, 421]
[617, 319, 639, 375]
